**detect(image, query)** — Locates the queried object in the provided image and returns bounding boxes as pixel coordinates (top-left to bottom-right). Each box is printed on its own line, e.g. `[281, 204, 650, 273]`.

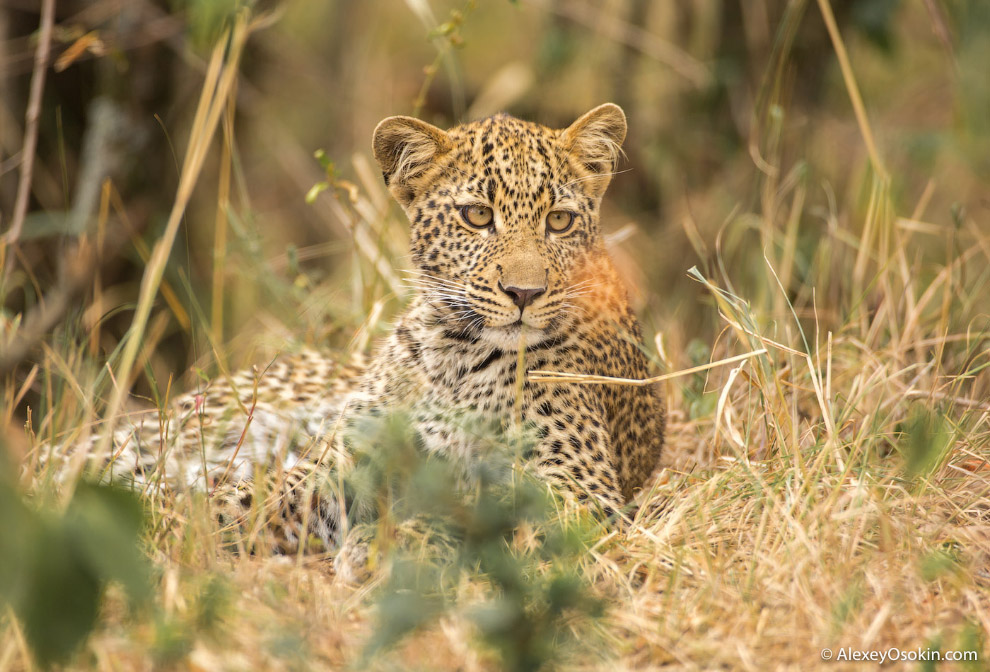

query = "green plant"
[0, 469, 150, 667]
[347, 412, 605, 671]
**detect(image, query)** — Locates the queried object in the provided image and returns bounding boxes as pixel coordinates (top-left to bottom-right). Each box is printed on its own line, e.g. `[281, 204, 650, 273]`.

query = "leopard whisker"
[564, 278, 603, 292]
[562, 168, 632, 189]
[403, 279, 469, 293]
[404, 285, 471, 301]
[409, 286, 469, 299]
[402, 270, 471, 290]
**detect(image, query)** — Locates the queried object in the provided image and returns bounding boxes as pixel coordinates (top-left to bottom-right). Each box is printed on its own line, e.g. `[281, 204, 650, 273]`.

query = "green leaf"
[0, 479, 38, 608]
[0, 476, 150, 667]
[305, 181, 329, 204]
[918, 546, 960, 582]
[313, 148, 334, 173]
[65, 483, 151, 605]
[17, 521, 103, 668]
[897, 405, 954, 480]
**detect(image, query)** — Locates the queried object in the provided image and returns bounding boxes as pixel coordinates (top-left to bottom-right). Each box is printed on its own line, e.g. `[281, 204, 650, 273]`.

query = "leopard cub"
[49, 104, 666, 556]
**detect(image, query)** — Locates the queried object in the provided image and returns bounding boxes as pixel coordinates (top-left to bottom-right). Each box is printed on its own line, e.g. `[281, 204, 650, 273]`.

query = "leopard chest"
[399, 327, 586, 418]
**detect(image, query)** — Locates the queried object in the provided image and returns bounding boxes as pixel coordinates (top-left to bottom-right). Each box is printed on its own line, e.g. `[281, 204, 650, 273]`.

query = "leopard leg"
[212, 462, 342, 556]
[526, 389, 627, 519]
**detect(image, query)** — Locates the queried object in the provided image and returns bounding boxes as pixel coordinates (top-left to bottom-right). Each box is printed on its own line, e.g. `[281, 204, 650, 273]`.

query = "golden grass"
[7, 301, 985, 670]
[2, 3, 989, 670]
[84, 12, 253, 487]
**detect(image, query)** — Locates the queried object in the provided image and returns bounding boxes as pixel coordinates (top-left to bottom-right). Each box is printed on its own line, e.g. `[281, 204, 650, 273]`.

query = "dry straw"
[528, 349, 768, 386]
[83, 14, 254, 481]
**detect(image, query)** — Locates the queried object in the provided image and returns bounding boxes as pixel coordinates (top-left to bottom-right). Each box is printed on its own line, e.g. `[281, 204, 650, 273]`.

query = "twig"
[528, 349, 767, 386]
[212, 388, 258, 495]
[2, 0, 56, 245]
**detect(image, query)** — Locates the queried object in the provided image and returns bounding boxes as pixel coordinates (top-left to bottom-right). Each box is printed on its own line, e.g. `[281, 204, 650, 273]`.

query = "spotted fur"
[47, 104, 665, 557]
[360, 104, 665, 514]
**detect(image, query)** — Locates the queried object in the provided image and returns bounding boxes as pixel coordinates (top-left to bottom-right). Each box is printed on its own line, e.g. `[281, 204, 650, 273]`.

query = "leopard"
[43, 103, 665, 560]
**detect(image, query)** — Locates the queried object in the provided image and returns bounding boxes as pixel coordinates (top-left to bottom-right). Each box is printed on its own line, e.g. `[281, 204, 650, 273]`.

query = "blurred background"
[1, 0, 988, 415]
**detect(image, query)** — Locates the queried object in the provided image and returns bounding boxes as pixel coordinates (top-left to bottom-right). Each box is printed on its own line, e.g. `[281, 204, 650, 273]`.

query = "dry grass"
[2, 1, 989, 670]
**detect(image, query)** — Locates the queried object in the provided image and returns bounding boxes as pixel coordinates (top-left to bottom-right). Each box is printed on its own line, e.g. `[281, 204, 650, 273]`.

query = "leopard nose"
[498, 282, 547, 310]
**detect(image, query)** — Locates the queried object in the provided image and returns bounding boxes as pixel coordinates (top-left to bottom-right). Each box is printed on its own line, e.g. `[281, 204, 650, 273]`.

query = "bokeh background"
[2, 0, 988, 407]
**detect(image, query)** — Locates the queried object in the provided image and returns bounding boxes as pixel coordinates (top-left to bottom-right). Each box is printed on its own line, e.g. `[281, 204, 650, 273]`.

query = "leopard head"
[373, 104, 626, 350]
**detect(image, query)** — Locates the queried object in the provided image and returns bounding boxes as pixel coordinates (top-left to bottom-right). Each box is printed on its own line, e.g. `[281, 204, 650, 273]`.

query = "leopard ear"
[373, 116, 452, 206]
[562, 103, 627, 195]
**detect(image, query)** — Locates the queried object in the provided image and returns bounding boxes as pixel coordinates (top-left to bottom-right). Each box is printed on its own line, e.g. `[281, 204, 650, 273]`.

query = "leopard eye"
[459, 204, 494, 230]
[546, 210, 576, 234]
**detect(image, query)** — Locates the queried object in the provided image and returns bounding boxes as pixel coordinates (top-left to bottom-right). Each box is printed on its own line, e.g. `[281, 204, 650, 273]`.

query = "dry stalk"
[87, 13, 254, 479]
[815, 0, 886, 180]
[528, 349, 767, 386]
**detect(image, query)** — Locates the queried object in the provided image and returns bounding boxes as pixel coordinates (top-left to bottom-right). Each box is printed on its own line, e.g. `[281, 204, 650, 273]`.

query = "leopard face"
[373, 105, 626, 350]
